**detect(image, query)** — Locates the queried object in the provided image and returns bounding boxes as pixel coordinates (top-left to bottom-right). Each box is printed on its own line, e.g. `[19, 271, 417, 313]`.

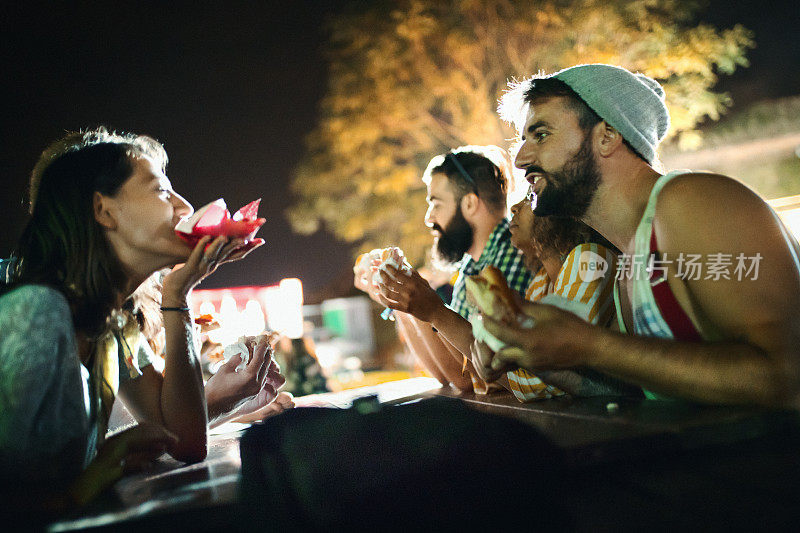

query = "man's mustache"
[525, 165, 547, 176]
[431, 223, 444, 234]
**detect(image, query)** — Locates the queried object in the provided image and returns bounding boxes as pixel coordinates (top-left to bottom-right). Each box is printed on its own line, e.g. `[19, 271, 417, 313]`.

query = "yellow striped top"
[507, 243, 617, 402]
[525, 267, 552, 302]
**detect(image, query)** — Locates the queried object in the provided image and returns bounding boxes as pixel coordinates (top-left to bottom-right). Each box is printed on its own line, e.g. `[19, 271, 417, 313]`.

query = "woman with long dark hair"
[0, 128, 269, 510]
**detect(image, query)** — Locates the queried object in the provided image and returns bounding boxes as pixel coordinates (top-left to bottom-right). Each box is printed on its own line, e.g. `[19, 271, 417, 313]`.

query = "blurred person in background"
[355, 146, 532, 392]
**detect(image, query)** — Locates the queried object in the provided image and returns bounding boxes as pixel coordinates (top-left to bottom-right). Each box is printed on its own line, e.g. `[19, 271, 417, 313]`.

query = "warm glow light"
[262, 286, 284, 333]
[192, 282, 304, 345]
[242, 299, 266, 337]
[199, 301, 216, 315]
[210, 293, 241, 346]
[769, 195, 800, 243]
[262, 278, 304, 339]
[280, 278, 303, 306]
[280, 278, 304, 339]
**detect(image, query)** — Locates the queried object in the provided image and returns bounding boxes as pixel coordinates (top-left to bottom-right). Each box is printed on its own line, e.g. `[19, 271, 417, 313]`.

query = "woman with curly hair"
[473, 192, 640, 400]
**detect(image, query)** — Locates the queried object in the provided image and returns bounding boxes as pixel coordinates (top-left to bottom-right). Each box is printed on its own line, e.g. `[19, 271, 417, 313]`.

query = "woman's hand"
[232, 391, 295, 424]
[68, 424, 177, 507]
[161, 235, 264, 305]
[206, 337, 287, 427]
[470, 338, 514, 384]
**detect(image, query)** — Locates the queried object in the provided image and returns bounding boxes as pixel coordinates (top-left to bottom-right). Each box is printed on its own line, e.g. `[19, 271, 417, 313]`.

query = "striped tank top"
[613, 170, 723, 399]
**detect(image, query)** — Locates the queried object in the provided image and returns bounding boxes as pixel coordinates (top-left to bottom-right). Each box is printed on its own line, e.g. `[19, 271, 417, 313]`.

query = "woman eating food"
[469, 195, 640, 400]
[0, 128, 272, 512]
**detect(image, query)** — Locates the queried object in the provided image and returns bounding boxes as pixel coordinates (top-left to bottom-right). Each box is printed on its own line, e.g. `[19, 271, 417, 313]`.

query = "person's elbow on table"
[169, 432, 208, 463]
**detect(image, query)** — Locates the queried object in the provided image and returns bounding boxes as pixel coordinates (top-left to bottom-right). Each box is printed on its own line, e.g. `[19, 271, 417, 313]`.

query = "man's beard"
[532, 134, 600, 219]
[432, 206, 474, 267]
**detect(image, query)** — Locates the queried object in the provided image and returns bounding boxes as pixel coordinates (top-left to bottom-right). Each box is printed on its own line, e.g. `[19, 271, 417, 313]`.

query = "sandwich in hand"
[465, 265, 521, 325]
[175, 198, 266, 247]
[371, 247, 412, 286]
[465, 265, 531, 352]
[354, 247, 413, 288]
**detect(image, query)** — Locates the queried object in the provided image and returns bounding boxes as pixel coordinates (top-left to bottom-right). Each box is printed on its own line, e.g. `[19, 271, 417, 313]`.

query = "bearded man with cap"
[472, 63, 800, 407]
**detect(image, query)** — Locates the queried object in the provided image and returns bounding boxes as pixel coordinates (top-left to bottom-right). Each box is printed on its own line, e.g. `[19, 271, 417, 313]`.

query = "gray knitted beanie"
[551, 64, 670, 164]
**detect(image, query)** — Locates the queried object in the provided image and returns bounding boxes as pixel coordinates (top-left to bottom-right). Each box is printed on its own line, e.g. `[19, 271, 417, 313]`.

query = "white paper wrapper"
[221, 333, 277, 372]
[470, 315, 508, 352]
[469, 313, 535, 353]
[537, 293, 591, 321]
[372, 247, 412, 285]
[222, 341, 250, 372]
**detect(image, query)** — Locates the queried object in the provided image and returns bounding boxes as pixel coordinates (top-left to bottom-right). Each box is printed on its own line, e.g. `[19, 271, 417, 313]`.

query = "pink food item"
[175, 198, 266, 247]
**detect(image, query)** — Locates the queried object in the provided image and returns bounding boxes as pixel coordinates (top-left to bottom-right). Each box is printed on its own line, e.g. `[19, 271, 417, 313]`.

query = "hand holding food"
[222, 332, 279, 372]
[371, 246, 412, 286]
[175, 198, 265, 247]
[465, 265, 522, 324]
[206, 333, 286, 425]
[465, 265, 531, 352]
[353, 249, 382, 292]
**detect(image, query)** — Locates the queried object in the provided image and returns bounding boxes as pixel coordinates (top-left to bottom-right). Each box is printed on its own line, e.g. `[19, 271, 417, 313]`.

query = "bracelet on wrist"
[160, 306, 190, 312]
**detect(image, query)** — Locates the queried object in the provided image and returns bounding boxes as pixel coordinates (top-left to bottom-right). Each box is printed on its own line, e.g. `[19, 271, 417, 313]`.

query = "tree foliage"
[289, 0, 752, 264]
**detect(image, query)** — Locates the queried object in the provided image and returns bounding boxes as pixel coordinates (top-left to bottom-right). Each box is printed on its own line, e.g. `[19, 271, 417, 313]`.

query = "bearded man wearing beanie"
[471, 63, 800, 407]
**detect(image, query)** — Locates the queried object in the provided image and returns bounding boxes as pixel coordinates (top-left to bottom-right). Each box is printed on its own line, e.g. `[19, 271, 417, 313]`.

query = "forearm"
[429, 305, 474, 357]
[429, 307, 498, 389]
[160, 304, 208, 461]
[535, 368, 640, 397]
[589, 328, 798, 406]
[395, 312, 450, 386]
[402, 313, 472, 390]
[206, 389, 238, 428]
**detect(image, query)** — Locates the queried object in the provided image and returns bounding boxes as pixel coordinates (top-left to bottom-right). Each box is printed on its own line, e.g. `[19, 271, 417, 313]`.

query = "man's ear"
[93, 191, 117, 230]
[460, 192, 480, 219]
[595, 122, 624, 158]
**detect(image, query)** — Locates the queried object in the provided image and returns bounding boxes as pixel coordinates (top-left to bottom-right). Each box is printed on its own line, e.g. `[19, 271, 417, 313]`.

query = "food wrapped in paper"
[353, 249, 382, 288]
[221, 332, 279, 372]
[371, 246, 413, 286]
[175, 198, 265, 247]
[465, 265, 532, 352]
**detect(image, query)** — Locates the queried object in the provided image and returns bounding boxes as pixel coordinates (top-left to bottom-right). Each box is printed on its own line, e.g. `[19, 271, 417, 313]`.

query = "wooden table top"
[47, 377, 800, 531]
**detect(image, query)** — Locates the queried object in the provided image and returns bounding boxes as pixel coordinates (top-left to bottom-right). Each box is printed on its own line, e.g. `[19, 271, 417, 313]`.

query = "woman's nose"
[172, 192, 193, 218]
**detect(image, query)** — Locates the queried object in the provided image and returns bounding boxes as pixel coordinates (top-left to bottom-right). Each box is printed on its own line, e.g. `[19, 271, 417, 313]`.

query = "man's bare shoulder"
[657, 172, 768, 216]
[653, 172, 781, 254]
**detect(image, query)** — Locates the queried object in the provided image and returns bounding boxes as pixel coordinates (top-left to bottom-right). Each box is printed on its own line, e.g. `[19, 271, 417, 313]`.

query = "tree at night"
[289, 0, 753, 264]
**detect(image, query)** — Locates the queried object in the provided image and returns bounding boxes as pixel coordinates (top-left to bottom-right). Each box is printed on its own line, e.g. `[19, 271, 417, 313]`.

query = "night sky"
[1, 1, 796, 298]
